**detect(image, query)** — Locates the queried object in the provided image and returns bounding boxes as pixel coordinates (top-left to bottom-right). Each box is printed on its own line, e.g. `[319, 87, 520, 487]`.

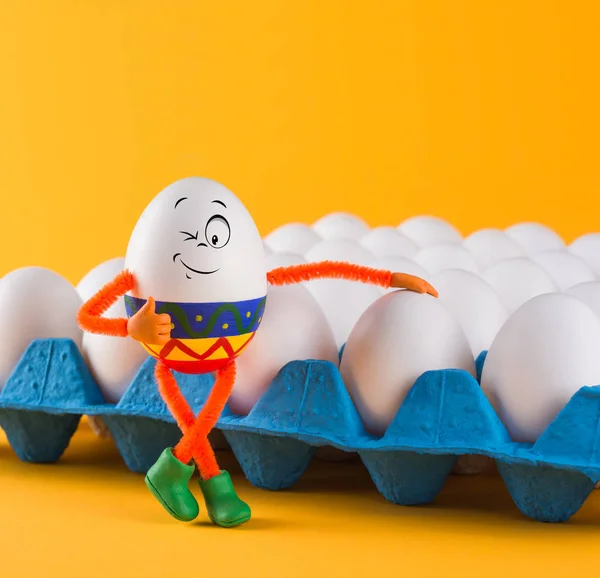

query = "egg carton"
[1, 338, 600, 524]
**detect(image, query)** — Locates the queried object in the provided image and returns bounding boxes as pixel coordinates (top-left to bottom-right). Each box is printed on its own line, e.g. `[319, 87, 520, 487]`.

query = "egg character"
[312, 212, 370, 240]
[481, 293, 600, 443]
[77, 257, 148, 404]
[505, 223, 564, 255]
[415, 244, 480, 275]
[359, 227, 419, 259]
[340, 291, 474, 436]
[566, 281, 600, 318]
[569, 233, 600, 276]
[432, 269, 507, 357]
[263, 223, 321, 255]
[482, 257, 557, 313]
[229, 284, 338, 415]
[77, 177, 437, 528]
[397, 216, 462, 248]
[0, 267, 83, 389]
[463, 228, 526, 270]
[530, 250, 596, 291]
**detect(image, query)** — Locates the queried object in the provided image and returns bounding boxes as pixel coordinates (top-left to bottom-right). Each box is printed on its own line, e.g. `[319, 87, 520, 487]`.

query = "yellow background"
[0, 0, 599, 283]
[1, 1, 600, 576]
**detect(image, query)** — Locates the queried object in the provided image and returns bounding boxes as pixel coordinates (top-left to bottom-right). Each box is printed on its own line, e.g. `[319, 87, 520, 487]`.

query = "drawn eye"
[205, 215, 230, 248]
[180, 231, 198, 242]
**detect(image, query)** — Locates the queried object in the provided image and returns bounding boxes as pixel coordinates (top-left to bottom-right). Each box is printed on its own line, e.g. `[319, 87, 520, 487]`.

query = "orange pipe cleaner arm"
[266, 260, 438, 296]
[77, 270, 136, 337]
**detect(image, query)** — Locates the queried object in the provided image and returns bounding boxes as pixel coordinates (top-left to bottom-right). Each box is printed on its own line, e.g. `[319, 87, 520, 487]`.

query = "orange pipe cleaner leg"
[154, 360, 195, 434]
[173, 361, 237, 479]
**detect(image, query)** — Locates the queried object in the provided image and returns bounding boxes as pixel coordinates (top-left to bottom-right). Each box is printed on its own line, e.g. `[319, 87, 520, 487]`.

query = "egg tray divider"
[1, 338, 600, 523]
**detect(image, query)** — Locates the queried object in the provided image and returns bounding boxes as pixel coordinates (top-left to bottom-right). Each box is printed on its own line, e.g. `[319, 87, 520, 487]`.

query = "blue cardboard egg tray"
[0, 338, 599, 524]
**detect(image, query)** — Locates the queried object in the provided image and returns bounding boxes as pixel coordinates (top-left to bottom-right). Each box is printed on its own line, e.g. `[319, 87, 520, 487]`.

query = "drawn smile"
[173, 253, 219, 275]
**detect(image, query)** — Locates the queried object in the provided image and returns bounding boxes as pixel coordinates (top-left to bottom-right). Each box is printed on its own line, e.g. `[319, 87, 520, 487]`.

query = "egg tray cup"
[1, 338, 600, 524]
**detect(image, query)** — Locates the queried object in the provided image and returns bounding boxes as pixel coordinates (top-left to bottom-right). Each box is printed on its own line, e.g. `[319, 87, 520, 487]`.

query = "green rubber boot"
[198, 470, 251, 528]
[145, 448, 199, 522]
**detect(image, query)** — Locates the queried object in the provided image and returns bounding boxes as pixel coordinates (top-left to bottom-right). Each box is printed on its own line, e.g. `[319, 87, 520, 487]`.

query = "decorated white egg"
[312, 212, 370, 240]
[229, 284, 339, 414]
[359, 227, 419, 259]
[505, 223, 565, 255]
[482, 258, 557, 313]
[481, 293, 600, 442]
[415, 244, 480, 275]
[397, 216, 462, 248]
[124, 177, 267, 375]
[263, 223, 321, 255]
[530, 250, 596, 291]
[463, 228, 526, 269]
[432, 269, 507, 357]
[0, 267, 83, 388]
[76, 257, 148, 403]
[566, 281, 600, 318]
[340, 291, 475, 435]
[569, 233, 600, 276]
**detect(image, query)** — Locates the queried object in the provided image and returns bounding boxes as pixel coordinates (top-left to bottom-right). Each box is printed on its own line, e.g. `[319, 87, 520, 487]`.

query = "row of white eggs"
[0, 214, 600, 452]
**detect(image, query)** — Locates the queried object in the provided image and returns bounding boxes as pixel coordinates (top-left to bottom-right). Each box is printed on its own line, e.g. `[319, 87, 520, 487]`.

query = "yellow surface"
[0, 1, 599, 282]
[0, 420, 599, 578]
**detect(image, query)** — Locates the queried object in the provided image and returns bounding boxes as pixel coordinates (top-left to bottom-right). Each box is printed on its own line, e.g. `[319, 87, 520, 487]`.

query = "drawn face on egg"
[124, 177, 267, 303]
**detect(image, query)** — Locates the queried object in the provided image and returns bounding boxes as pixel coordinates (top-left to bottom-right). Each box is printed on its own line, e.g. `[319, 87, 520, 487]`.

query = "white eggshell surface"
[481, 293, 600, 443]
[415, 244, 480, 275]
[264, 223, 321, 255]
[482, 258, 557, 313]
[505, 223, 565, 255]
[312, 212, 370, 240]
[0, 267, 83, 388]
[340, 291, 475, 436]
[432, 269, 507, 357]
[530, 250, 596, 291]
[230, 284, 339, 415]
[77, 258, 148, 403]
[305, 239, 376, 266]
[397, 216, 462, 248]
[463, 228, 526, 269]
[569, 233, 600, 276]
[359, 227, 419, 259]
[566, 282, 600, 318]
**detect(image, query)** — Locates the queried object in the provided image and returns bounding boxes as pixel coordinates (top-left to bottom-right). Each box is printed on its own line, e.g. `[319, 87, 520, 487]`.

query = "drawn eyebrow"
[174, 197, 187, 209]
[212, 199, 227, 208]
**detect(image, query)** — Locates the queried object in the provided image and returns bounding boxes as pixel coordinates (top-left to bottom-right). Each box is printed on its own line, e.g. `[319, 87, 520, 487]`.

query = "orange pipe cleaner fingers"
[77, 269, 136, 337]
[266, 261, 393, 288]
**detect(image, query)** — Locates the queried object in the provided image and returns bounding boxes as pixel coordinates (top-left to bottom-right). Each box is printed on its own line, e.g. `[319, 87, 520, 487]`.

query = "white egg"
[359, 227, 419, 259]
[432, 269, 508, 357]
[463, 228, 526, 269]
[415, 244, 480, 275]
[265, 252, 306, 269]
[312, 212, 370, 240]
[482, 258, 557, 313]
[481, 293, 600, 443]
[305, 239, 376, 266]
[125, 177, 267, 303]
[530, 250, 596, 291]
[0, 267, 83, 388]
[77, 258, 148, 403]
[340, 291, 475, 435]
[397, 216, 462, 248]
[569, 233, 600, 276]
[229, 284, 339, 414]
[368, 256, 431, 293]
[566, 282, 600, 318]
[263, 223, 321, 255]
[505, 223, 565, 255]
